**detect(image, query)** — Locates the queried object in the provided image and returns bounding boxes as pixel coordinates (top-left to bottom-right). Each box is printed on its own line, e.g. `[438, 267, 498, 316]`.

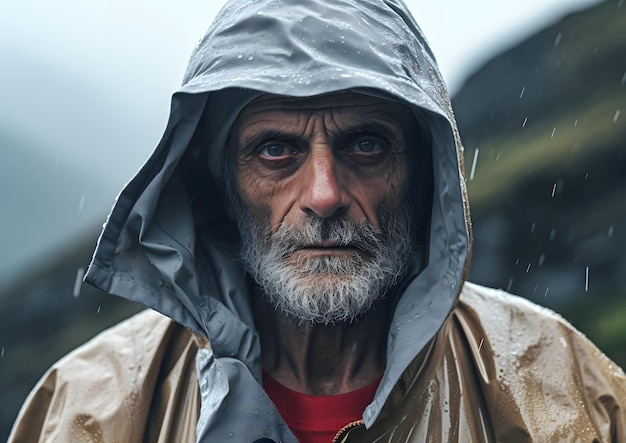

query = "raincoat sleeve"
[8, 309, 202, 443]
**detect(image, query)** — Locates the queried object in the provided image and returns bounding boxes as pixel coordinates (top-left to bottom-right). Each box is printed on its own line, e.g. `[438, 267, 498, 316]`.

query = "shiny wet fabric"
[9, 310, 202, 442]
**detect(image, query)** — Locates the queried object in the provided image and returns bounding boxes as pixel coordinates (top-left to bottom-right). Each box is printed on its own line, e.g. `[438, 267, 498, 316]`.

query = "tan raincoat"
[9, 0, 626, 441]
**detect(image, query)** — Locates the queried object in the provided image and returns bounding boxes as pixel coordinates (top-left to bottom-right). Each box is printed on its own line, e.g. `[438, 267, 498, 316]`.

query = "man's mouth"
[291, 242, 367, 258]
[300, 241, 343, 249]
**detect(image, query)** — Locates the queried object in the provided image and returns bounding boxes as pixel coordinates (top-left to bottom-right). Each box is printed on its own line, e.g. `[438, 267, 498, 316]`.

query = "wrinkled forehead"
[229, 91, 416, 142]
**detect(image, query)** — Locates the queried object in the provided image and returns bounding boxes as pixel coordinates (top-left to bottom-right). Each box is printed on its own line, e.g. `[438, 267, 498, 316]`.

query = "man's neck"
[253, 296, 391, 396]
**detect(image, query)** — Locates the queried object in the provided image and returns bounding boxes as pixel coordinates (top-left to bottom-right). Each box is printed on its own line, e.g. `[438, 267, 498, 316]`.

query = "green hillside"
[454, 0, 626, 366]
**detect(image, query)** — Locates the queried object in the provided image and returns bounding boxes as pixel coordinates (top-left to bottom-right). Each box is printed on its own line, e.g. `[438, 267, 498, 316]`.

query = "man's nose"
[298, 148, 351, 218]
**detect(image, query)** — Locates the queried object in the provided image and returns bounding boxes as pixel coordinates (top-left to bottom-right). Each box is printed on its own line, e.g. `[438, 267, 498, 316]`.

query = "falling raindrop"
[538, 254, 546, 266]
[544, 287, 550, 297]
[621, 71, 626, 84]
[97, 306, 101, 314]
[574, 119, 578, 127]
[608, 226, 614, 237]
[496, 152, 501, 161]
[77, 194, 86, 213]
[549, 229, 556, 241]
[519, 86, 525, 98]
[585, 267, 590, 292]
[0, 347, 4, 358]
[506, 278, 513, 292]
[530, 222, 536, 233]
[613, 109, 621, 123]
[469, 148, 479, 181]
[551, 127, 556, 138]
[551, 183, 557, 198]
[237, 54, 243, 59]
[478, 338, 484, 352]
[522, 117, 528, 127]
[73, 267, 84, 298]
[248, 56, 254, 61]
[554, 33, 562, 46]
[525, 263, 532, 273]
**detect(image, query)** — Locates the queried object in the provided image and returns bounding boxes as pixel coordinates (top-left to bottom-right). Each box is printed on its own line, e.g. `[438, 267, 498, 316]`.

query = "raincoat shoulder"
[336, 283, 626, 442]
[453, 283, 626, 442]
[455, 282, 626, 441]
[8, 309, 203, 443]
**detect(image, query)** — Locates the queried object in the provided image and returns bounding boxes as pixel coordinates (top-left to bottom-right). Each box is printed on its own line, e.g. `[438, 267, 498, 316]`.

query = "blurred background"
[1, 0, 624, 438]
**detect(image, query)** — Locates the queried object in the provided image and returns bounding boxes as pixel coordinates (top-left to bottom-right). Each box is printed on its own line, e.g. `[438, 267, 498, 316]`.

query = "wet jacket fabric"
[10, 0, 626, 442]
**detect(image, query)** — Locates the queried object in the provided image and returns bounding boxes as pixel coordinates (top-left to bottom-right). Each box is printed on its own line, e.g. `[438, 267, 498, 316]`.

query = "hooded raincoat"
[10, 0, 626, 442]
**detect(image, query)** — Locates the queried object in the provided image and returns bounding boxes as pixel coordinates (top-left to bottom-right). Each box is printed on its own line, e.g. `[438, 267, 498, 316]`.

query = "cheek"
[385, 160, 410, 201]
[235, 164, 267, 217]
[371, 157, 411, 209]
[235, 163, 293, 230]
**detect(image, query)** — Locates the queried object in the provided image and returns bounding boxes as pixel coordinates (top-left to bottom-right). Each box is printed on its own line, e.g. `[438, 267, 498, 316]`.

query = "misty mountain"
[455, 0, 625, 214]
[454, 0, 625, 360]
[0, 129, 112, 287]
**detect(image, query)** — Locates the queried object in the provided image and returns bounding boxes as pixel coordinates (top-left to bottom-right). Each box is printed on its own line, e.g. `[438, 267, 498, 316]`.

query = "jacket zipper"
[332, 419, 365, 443]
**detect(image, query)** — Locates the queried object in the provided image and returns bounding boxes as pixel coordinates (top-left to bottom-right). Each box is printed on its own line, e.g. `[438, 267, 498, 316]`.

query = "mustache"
[269, 216, 382, 257]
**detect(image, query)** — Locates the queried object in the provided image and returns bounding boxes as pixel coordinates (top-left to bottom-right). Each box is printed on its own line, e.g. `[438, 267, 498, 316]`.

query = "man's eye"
[260, 143, 290, 157]
[349, 138, 383, 153]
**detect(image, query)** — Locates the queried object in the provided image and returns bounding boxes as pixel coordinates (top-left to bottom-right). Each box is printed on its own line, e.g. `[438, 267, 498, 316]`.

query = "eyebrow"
[334, 122, 399, 142]
[239, 120, 402, 154]
[239, 129, 299, 155]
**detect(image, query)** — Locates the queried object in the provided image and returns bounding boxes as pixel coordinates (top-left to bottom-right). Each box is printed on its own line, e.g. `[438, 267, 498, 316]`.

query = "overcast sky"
[2, 1, 603, 91]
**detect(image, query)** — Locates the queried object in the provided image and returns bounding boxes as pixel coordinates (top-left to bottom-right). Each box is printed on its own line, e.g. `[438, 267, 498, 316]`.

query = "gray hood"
[85, 0, 471, 440]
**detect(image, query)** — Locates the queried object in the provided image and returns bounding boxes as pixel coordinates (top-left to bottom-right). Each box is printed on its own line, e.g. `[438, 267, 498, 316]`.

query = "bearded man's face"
[229, 92, 418, 325]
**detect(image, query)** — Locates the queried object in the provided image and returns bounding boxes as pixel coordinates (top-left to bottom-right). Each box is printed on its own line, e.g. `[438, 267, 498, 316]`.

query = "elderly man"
[9, 0, 626, 442]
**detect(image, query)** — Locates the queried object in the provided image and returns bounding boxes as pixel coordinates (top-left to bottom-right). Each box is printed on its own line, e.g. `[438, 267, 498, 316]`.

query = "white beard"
[236, 204, 414, 326]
